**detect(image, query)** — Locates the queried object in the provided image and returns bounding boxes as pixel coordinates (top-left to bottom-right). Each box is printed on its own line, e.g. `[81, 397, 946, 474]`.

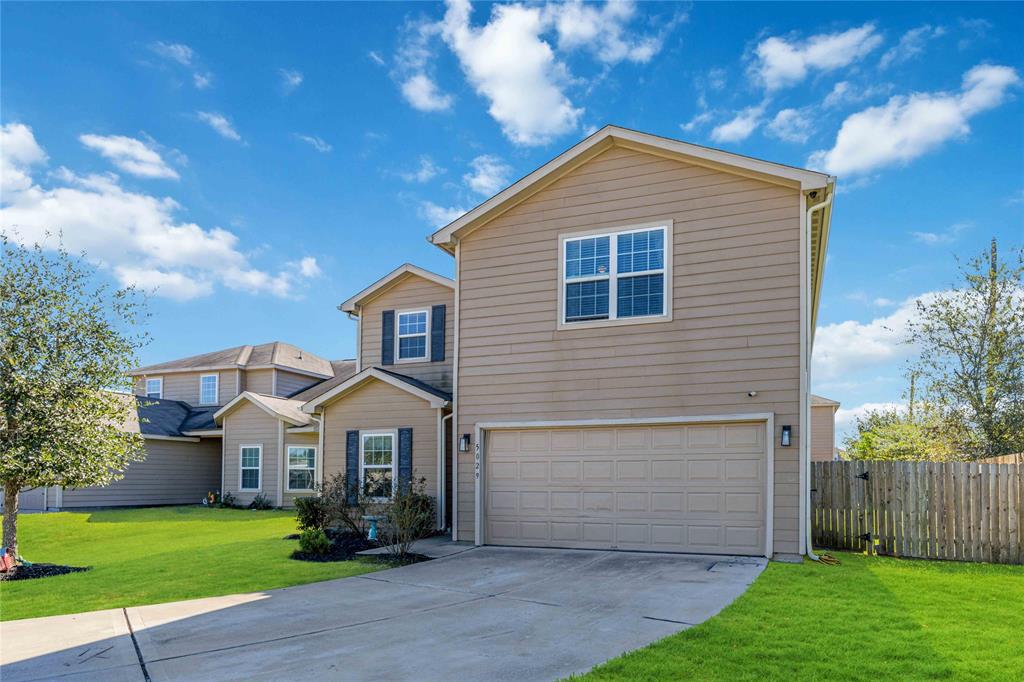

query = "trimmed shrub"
[249, 492, 273, 510]
[298, 528, 330, 555]
[294, 495, 330, 532]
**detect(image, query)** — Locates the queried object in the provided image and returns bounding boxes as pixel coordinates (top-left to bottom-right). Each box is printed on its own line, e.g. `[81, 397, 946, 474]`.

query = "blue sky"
[2, 2, 1021, 442]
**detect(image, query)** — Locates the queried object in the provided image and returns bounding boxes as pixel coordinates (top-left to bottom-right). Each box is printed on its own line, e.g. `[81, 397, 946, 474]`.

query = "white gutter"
[804, 190, 833, 562]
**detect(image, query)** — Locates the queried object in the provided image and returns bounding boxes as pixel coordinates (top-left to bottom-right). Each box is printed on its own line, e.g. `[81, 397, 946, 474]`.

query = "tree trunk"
[3, 480, 19, 557]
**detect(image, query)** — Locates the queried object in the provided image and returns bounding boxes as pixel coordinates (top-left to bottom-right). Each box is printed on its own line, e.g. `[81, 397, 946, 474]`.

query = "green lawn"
[0, 506, 381, 622]
[582, 552, 1024, 681]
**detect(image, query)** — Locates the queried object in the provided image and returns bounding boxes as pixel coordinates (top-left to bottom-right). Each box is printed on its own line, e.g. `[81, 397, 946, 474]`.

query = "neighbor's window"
[397, 310, 428, 361]
[360, 432, 395, 498]
[200, 374, 218, 404]
[287, 446, 316, 491]
[563, 226, 667, 324]
[240, 445, 261, 490]
[145, 377, 163, 399]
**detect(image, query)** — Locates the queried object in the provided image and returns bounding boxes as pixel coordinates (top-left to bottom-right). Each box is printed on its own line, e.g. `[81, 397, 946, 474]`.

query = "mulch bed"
[289, 530, 431, 566]
[0, 564, 91, 582]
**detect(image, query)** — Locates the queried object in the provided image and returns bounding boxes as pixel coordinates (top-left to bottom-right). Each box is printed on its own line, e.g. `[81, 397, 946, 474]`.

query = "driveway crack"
[123, 608, 151, 682]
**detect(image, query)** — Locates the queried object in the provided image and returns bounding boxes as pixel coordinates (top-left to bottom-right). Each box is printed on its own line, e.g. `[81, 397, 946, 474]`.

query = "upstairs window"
[561, 224, 669, 326]
[200, 374, 219, 404]
[397, 310, 428, 361]
[145, 377, 163, 399]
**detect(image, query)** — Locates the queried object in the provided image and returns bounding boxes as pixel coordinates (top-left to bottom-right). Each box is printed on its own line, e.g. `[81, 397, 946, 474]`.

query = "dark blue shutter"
[381, 310, 395, 365]
[345, 430, 359, 504]
[430, 304, 446, 362]
[398, 427, 413, 492]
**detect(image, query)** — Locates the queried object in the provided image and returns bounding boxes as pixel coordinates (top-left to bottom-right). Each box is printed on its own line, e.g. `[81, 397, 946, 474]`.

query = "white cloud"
[821, 80, 892, 109]
[294, 256, 321, 278]
[808, 64, 1020, 175]
[680, 110, 713, 133]
[193, 72, 213, 89]
[812, 293, 949, 381]
[544, 0, 672, 65]
[1, 122, 48, 195]
[752, 23, 882, 90]
[400, 155, 444, 183]
[196, 111, 243, 142]
[710, 105, 764, 143]
[766, 107, 814, 144]
[79, 134, 179, 180]
[707, 67, 727, 91]
[295, 134, 332, 153]
[279, 68, 303, 93]
[441, 0, 582, 145]
[1, 124, 316, 301]
[880, 24, 946, 69]
[400, 74, 454, 112]
[419, 200, 466, 228]
[464, 154, 512, 195]
[151, 41, 194, 66]
[368, 51, 386, 66]
[911, 221, 971, 245]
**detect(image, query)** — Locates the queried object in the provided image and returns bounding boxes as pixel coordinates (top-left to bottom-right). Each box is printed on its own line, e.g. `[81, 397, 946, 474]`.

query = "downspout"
[441, 412, 453, 532]
[804, 190, 833, 562]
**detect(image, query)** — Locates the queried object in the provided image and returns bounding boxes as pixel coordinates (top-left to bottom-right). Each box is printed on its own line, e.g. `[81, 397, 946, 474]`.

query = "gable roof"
[429, 124, 834, 251]
[287, 359, 359, 402]
[213, 391, 312, 427]
[811, 394, 841, 408]
[301, 367, 451, 412]
[338, 263, 454, 314]
[131, 341, 333, 378]
[117, 394, 219, 439]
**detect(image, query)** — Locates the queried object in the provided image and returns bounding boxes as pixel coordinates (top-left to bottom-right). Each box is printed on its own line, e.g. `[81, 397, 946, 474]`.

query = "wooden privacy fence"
[812, 461, 1023, 564]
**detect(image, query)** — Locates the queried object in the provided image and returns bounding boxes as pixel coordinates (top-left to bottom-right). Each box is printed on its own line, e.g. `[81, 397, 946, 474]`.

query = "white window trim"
[557, 219, 674, 331]
[199, 373, 219, 405]
[395, 308, 430, 363]
[285, 445, 317, 492]
[359, 430, 398, 500]
[145, 377, 163, 399]
[239, 443, 262, 492]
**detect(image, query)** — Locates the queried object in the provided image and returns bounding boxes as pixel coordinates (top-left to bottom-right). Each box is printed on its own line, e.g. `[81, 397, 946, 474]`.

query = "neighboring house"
[17, 126, 837, 562]
[811, 395, 841, 462]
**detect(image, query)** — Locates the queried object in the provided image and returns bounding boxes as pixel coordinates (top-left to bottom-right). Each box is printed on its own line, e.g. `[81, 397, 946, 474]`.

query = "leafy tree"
[907, 239, 1024, 458]
[1, 236, 148, 555]
[843, 396, 964, 462]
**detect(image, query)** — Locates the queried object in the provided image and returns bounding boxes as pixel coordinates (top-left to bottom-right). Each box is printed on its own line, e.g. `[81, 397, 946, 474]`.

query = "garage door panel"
[485, 423, 767, 556]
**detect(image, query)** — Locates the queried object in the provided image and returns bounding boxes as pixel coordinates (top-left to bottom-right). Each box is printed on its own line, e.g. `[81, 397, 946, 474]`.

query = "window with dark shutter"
[430, 304, 446, 362]
[381, 310, 395, 365]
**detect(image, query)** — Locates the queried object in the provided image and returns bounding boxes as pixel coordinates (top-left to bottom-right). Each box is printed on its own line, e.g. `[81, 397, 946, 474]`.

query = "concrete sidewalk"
[1, 547, 765, 682]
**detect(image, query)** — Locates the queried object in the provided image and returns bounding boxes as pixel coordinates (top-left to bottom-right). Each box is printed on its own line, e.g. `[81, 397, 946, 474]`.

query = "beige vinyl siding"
[222, 401, 280, 506]
[811, 405, 837, 462]
[455, 145, 803, 555]
[244, 368, 275, 395]
[359, 277, 455, 392]
[133, 371, 232, 405]
[283, 431, 319, 506]
[276, 370, 321, 398]
[322, 380, 440, 500]
[60, 438, 221, 508]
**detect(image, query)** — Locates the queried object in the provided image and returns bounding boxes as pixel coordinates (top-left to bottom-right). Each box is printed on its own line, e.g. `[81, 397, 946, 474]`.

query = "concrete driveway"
[1, 546, 765, 682]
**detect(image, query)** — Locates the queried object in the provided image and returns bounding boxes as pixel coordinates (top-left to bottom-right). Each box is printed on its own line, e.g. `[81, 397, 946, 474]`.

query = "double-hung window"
[145, 377, 163, 399]
[240, 445, 261, 491]
[287, 446, 316, 491]
[396, 310, 428, 361]
[562, 224, 669, 325]
[360, 432, 395, 499]
[199, 374, 218, 405]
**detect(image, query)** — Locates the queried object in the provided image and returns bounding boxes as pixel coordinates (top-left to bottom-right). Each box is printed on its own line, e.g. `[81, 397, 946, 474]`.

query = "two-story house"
[18, 126, 835, 562]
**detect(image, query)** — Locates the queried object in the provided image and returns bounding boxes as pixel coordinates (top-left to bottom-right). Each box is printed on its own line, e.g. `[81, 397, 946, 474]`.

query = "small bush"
[249, 492, 273, 510]
[298, 528, 330, 555]
[294, 495, 330, 532]
[220, 491, 238, 508]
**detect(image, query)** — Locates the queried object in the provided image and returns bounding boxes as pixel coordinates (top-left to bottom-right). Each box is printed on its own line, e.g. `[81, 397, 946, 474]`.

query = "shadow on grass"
[81, 506, 293, 523]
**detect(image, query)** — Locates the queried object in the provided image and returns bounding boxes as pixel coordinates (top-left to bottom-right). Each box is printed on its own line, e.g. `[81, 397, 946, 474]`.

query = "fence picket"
[809, 461, 1022, 565]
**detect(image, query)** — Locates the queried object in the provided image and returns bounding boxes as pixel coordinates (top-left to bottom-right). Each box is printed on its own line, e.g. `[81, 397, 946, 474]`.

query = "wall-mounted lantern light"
[780, 425, 792, 447]
[458, 434, 471, 453]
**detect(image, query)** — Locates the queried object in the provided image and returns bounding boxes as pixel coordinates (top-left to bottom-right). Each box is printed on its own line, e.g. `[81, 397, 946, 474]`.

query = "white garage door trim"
[474, 413, 775, 558]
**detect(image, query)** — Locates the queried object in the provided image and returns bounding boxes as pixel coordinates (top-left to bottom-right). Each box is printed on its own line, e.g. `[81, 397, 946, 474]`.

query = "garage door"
[484, 422, 767, 556]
